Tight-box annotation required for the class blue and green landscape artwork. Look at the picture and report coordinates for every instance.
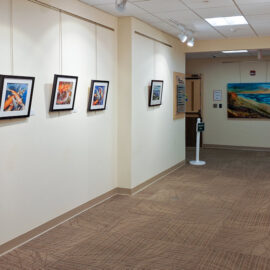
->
[227,83,270,119]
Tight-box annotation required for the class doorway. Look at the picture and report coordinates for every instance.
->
[185,74,203,147]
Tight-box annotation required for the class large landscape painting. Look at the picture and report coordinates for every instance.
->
[227,83,270,119]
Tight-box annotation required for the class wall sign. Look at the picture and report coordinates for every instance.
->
[213,90,222,101]
[176,77,186,113]
[173,72,185,120]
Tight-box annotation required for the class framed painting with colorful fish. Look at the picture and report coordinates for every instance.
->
[88,80,109,111]
[50,75,78,111]
[0,75,35,120]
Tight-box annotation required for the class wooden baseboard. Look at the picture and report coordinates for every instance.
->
[131,160,186,194]
[203,144,270,152]
[0,160,185,256]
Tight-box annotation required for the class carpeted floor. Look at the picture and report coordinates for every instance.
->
[1,148,270,269]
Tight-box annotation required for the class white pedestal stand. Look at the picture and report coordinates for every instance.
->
[190,118,206,166]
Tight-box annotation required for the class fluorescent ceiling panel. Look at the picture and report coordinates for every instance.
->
[222,50,248,53]
[205,16,248,26]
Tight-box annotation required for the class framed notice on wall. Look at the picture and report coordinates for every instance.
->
[173,72,185,120]
[213,90,222,101]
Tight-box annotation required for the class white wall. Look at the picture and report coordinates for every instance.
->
[0,1,187,247]
[187,57,270,148]
[0,0,117,245]
[131,19,186,188]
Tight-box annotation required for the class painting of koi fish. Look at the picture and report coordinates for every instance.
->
[50,75,78,112]
[0,75,35,120]
[4,83,28,111]
[88,80,109,111]
[56,81,73,105]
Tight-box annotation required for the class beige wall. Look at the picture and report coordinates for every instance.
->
[0,0,118,246]
[185,36,270,53]
[131,18,186,188]
[187,57,270,148]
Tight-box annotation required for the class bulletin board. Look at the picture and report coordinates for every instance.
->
[173,72,186,120]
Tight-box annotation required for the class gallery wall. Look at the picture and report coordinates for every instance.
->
[187,57,270,148]
[131,19,186,188]
[0,0,117,245]
[0,0,187,248]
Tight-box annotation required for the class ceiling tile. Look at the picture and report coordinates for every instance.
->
[181,0,234,9]
[194,6,241,18]
[134,12,163,24]
[246,14,270,24]
[80,0,114,5]
[235,0,270,3]
[193,30,224,40]
[93,2,145,16]
[217,24,256,37]
[156,9,202,24]
[238,3,270,15]
[133,0,188,13]
[149,21,179,35]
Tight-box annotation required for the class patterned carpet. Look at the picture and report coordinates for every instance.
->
[1,148,270,269]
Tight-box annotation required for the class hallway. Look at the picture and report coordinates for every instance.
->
[1,149,270,269]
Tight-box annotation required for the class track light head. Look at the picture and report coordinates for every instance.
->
[115,0,128,11]
[187,37,195,47]
[178,32,188,43]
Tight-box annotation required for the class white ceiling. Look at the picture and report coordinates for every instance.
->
[80,0,270,40]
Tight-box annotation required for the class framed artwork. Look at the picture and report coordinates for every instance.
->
[228,83,270,119]
[149,80,163,106]
[88,80,109,111]
[50,74,78,111]
[0,75,35,120]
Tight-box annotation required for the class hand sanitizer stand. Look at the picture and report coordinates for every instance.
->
[190,118,206,166]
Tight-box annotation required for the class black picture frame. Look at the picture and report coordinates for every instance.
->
[88,80,109,111]
[0,75,35,120]
[50,74,78,112]
[149,80,164,106]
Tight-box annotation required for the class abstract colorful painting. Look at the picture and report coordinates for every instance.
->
[50,75,78,111]
[228,83,270,119]
[149,80,163,106]
[88,80,109,111]
[0,75,35,119]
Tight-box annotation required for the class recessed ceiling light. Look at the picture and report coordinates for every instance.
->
[205,16,248,27]
[222,50,248,53]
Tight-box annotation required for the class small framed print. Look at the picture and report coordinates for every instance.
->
[50,74,78,111]
[149,80,163,106]
[0,75,35,120]
[88,80,109,111]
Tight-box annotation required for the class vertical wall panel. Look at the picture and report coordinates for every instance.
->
[0,0,11,74]
[0,0,117,245]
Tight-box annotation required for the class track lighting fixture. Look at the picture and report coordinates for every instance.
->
[178,32,188,43]
[187,37,195,47]
[175,23,195,47]
[115,0,128,11]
